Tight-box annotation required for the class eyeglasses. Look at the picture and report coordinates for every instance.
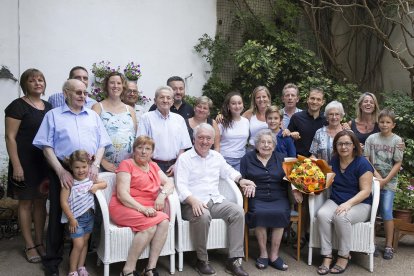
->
[126,89,140,95]
[336,142,353,148]
[66,88,88,96]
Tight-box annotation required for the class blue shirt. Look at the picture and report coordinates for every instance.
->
[330,156,373,205]
[48,92,97,109]
[33,104,112,161]
[275,129,296,157]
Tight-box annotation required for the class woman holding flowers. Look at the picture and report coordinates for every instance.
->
[316,130,373,275]
[92,72,137,172]
[240,129,292,271]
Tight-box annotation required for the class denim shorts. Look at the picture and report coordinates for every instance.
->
[379,189,395,221]
[70,209,94,239]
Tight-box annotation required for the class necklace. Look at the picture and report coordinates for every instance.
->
[25,96,42,110]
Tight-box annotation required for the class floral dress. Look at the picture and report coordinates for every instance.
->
[100,103,136,167]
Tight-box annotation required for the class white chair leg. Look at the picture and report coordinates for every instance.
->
[178,252,183,272]
[104,263,109,276]
[170,253,175,274]
[369,253,374,272]
[308,247,313,265]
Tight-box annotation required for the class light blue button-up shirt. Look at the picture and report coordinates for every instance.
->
[33,104,111,161]
[48,92,97,109]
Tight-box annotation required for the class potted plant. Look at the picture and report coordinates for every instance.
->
[91,60,117,83]
[123,61,142,82]
[393,172,414,223]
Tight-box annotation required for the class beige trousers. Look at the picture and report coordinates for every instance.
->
[317,199,371,256]
[181,199,245,261]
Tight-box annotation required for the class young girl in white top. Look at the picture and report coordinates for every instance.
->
[60,150,107,276]
[218,91,250,171]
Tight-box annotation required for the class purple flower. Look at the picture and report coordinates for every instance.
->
[408,185,414,191]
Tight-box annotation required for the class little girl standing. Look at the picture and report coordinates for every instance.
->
[218,91,250,171]
[60,150,107,276]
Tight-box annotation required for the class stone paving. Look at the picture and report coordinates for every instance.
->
[1,233,413,276]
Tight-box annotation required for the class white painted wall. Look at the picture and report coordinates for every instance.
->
[0,0,216,173]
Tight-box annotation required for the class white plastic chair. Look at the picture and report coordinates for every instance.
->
[95,172,178,276]
[307,179,380,272]
[175,177,243,272]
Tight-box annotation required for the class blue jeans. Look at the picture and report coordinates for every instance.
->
[224,156,241,172]
[379,189,395,221]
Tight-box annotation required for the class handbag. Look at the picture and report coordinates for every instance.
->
[9,177,27,189]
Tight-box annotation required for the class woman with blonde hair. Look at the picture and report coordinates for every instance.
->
[347,92,380,145]
[92,72,137,172]
[243,86,272,149]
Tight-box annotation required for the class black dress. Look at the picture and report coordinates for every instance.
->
[240,150,290,228]
[5,98,52,199]
[185,117,213,146]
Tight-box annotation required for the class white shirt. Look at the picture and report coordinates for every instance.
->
[248,114,268,146]
[219,117,250,158]
[175,148,241,204]
[137,109,192,161]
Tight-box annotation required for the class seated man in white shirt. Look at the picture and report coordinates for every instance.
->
[137,86,192,176]
[175,123,255,276]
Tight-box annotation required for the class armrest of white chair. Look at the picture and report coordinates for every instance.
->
[369,179,380,224]
[165,190,179,225]
[219,177,243,207]
[95,190,110,230]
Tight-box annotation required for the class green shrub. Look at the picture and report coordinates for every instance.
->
[383,92,414,174]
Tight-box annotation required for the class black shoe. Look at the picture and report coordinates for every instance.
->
[225,258,249,276]
[196,259,216,275]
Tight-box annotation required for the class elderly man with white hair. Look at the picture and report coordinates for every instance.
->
[175,123,255,276]
[137,86,192,176]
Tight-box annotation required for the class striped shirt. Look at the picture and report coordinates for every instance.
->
[61,178,94,223]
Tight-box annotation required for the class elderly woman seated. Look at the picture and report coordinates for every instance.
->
[316,130,373,275]
[109,136,174,276]
[240,129,293,271]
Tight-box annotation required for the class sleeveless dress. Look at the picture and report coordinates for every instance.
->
[100,103,136,167]
[5,98,52,200]
[109,160,169,231]
[350,119,379,145]
[248,114,268,146]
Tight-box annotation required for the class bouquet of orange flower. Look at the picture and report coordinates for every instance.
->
[282,155,335,194]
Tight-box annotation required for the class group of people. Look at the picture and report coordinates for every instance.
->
[4,65,404,276]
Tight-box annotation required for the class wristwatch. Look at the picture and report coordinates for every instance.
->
[93,163,100,169]
[236,177,244,185]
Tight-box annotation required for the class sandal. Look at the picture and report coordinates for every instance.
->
[383,247,394,260]
[77,266,89,276]
[317,255,333,275]
[68,272,79,276]
[141,267,159,276]
[269,257,288,271]
[330,255,350,274]
[255,257,269,269]
[35,243,46,257]
[24,246,42,263]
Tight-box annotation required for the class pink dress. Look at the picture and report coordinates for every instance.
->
[109,159,169,231]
